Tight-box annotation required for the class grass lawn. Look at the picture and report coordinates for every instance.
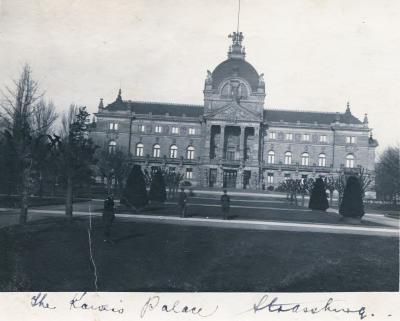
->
[0,217,398,292]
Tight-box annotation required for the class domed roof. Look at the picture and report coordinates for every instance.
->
[212,58,259,92]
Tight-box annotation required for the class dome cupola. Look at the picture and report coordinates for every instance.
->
[210,32,262,93]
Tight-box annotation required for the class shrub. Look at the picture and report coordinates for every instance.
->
[308,177,329,211]
[149,170,167,203]
[181,180,192,187]
[121,165,148,209]
[339,176,365,218]
[267,185,274,191]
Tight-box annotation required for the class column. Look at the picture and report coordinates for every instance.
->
[219,125,225,159]
[217,166,224,188]
[239,126,245,161]
[236,167,243,189]
[253,126,259,163]
[204,124,211,160]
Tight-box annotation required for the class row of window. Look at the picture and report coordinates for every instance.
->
[266,151,355,168]
[266,173,310,184]
[268,132,357,144]
[150,166,193,179]
[109,141,196,159]
[268,132,326,142]
[108,122,196,135]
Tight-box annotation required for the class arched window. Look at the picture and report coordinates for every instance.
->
[170,145,178,159]
[136,143,144,157]
[318,153,326,167]
[267,150,275,164]
[301,152,309,166]
[153,144,160,158]
[345,154,355,168]
[221,82,230,97]
[238,83,248,98]
[284,151,292,165]
[108,141,116,154]
[186,146,195,160]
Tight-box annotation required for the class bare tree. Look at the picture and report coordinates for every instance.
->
[324,176,336,207]
[334,174,346,208]
[32,98,58,135]
[31,99,58,198]
[96,147,129,196]
[0,64,42,224]
[358,167,373,198]
[375,145,400,204]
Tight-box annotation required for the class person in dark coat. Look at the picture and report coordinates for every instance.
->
[103,195,115,243]
[220,189,230,220]
[178,188,187,218]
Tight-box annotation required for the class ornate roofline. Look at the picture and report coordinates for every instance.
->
[266,107,341,115]
[125,100,202,108]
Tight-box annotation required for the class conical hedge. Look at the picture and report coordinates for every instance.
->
[122,165,148,209]
[339,176,365,217]
[149,170,167,203]
[308,177,329,211]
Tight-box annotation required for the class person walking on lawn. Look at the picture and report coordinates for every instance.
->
[103,195,116,243]
[221,189,230,220]
[178,187,187,218]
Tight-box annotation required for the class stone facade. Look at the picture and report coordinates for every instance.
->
[90,32,378,189]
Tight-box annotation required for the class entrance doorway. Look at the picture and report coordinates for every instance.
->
[209,169,217,187]
[223,170,237,188]
[243,170,251,189]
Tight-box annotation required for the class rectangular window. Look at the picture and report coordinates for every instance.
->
[186,168,193,179]
[151,166,160,174]
[284,153,292,165]
[109,122,118,130]
[267,152,275,164]
[346,136,356,144]
[172,126,179,134]
[285,133,293,141]
[320,135,327,143]
[139,125,145,132]
[188,128,195,135]
[301,155,309,166]
[155,125,162,133]
[267,172,274,184]
[269,132,276,139]
[303,134,310,141]
[226,150,235,160]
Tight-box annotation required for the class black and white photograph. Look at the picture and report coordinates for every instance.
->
[0,0,399,320]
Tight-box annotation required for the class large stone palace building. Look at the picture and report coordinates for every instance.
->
[90,32,378,189]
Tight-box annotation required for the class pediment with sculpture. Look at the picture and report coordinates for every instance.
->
[204,102,262,123]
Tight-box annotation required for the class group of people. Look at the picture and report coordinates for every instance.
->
[102,189,233,243]
[177,188,231,220]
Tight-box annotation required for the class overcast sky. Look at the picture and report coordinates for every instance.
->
[0,0,399,154]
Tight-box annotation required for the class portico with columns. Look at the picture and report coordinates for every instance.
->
[199,31,265,189]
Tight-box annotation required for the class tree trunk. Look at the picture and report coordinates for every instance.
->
[65,175,73,218]
[19,167,30,225]
[329,191,333,207]
[301,194,305,207]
